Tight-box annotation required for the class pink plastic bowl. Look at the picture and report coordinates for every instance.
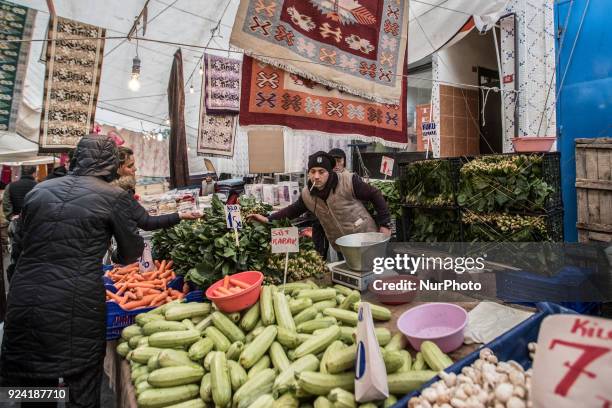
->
[397,303,468,353]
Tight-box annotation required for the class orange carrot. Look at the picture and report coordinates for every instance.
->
[135,287,144,299]
[229,287,243,294]
[223,275,230,289]
[149,291,168,306]
[154,260,161,268]
[106,290,122,303]
[217,287,232,296]
[123,295,157,310]
[158,260,167,274]
[166,260,173,269]
[229,278,251,289]
[126,283,156,289]
[212,289,222,297]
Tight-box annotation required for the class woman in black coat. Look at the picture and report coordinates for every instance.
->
[0,135,144,406]
[114,146,201,230]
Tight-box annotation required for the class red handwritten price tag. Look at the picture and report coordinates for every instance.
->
[532,315,612,408]
[380,156,394,177]
[271,227,299,254]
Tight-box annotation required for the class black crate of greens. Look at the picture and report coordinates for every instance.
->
[397,157,470,207]
[462,207,564,242]
[400,205,464,242]
[457,152,561,214]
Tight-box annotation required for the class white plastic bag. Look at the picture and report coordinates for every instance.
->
[139,240,155,273]
[355,303,389,402]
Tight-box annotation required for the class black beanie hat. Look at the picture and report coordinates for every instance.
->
[308,151,334,173]
[328,148,346,161]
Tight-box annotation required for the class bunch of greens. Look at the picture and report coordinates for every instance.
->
[407,208,462,242]
[399,159,456,206]
[458,155,554,213]
[462,211,550,242]
[264,249,327,285]
[152,195,275,288]
[368,179,401,219]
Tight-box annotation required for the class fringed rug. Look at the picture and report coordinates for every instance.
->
[239,55,407,147]
[0,0,36,133]
[197,112,237,158]
[230,0,408,104]
[203,53,241,114]
[39,16,105,153]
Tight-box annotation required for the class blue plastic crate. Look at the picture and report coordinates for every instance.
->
[105,275,204,340]
[392,303,576,408]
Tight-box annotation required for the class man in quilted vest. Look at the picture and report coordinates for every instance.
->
[248,151,390,252]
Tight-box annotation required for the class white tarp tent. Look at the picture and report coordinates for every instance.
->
[4,0,507,173]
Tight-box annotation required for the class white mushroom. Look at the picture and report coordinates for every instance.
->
[450,398,467,408]
[509,370,526,385]
[422,387,438,403]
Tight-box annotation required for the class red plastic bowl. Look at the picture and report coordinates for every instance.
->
[205,271,263,313]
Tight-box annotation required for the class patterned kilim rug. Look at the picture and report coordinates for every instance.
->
[239,55,407,147]
[204,53,241,114]
[39,16,105,153]
[197,112,238,158]
[0,0,36,133]
[230,0,408,104]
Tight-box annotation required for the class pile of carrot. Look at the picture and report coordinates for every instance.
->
[211,275,252,298]
[105,260,190,310]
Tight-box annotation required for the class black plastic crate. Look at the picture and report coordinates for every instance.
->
[400,205,464,242]
[458,152,562,214]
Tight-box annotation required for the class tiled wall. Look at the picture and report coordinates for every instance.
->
[439,85,480,157]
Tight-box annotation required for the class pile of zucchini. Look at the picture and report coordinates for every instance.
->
[117,282,447,408]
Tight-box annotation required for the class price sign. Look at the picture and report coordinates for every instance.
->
[380,156,394,177]
[271,227,299,254]
[422,122,437,139]
[532,315,612,408]
[224,204,242,230]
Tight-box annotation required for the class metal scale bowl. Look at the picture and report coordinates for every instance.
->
[331,232,391,291]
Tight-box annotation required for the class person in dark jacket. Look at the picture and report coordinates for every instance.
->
[114,146,201,230]
[249,152,391,253]
[2,165,37,221]
[45,164,67,180]
[0,135,144,406]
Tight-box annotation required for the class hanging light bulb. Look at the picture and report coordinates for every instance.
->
[157,133,163,141]
[128,55,141,92]
[199,63,204,76]
[189,83,195,94]
[165,119,170,125]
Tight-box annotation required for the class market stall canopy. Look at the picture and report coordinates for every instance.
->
[5,0,507,160]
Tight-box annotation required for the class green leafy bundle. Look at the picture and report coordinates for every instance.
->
[368,179,401,219]
[407,208,462,242]
[399,160,456,206]
[458,155,554,213]
[152,195,274,288]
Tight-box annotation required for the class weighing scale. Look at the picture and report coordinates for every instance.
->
[329,261,398,291]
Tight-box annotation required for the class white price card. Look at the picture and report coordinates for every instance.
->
[271,227,299,254]
[224,204,242,229]
[532,315,612,408]
[380,156,394,177]
[422,121,437,138]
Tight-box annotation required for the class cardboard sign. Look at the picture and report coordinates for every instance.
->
[380,156,394,177]
[271,227,299,254]
[224,204,242,230]
[422,122,437,138]
[532,315,612,408]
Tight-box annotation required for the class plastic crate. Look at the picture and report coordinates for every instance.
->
[459,152,562,214]
[392,303,577,408]
[105,275,204,340]
[545,207,564,242]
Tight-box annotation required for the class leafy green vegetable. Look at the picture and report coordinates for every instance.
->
[406,208,462,242]
[398,160,457,206]
[458,154,554,213]
[367,180,401,219]
[463,211,551,242]
[264,249,327,285]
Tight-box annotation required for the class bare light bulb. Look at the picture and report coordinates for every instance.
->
[189,84,195,94]
[157,133,163,141]
[165,119,170,125]
[199,64,204,76]
[128,74,141,92]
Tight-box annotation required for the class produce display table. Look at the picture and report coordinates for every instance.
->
[103,294,482,407]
